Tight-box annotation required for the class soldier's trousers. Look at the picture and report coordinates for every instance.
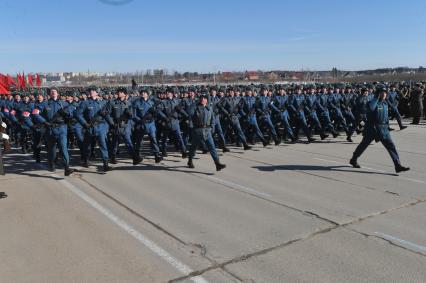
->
[212,116,226,148]
[111,122,134,157]
[294,111,311,137]
[46,125,70,166]
[71,124,84,151]
[189,128,219,163]
[353,135,400,167]
[223,116,248,145]
[83,123,109,161]
[161,120,186,153]
[319,111,336,133]
[389,106,403,128]
[331,109,348,132]
[32,128,46,160]
[134,121,160,156]
[278,110,294,139]
[259,114,278,140]
[307,111,324,134]
[246,114,266,143]
[342,110,356,136]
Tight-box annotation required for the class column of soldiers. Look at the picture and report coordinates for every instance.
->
[0,82,422,176]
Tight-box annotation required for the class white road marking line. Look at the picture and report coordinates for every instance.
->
[313,158,426,184]
[37,166,208,283]
[204,175,273,198]
[374,232,426,254]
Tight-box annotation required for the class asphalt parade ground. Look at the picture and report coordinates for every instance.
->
[1,119,425,283]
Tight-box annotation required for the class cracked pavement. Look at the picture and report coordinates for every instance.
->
[1,119,425,283]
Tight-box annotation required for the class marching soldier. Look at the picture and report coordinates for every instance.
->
[350,85,409,173]
[32,87,75,176]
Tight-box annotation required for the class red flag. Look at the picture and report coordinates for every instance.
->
[17,73,26,89]
[28,73,34,87]
[0,74,10,94]
[22,72,27,89]
[7,75,16,86]
[16,73,22,89]
[36,74,41,87]
[0,84,10,94]
[0,75,10,94]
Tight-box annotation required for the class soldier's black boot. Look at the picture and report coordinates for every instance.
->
[187,159,195,169]
[320,133,329,140]
[346,135,353,142]
[400,125,407,130]
[133,154,143,165]
[35,154,41,163]
[395,164,410,173]
[161,149,168,158]
[154,156,162,164]
[215,161,226,172]
[332,131,339,138]
[82,158,89,168]
[182,151,188,159]
[110,154,117,164]
[274,138,281,146]
[48,161,56,172]
[64,166,75,176]
[103,161,112,172]
[222,147,230,153]
[349,157,360,168]
[307,136,316,143]
[243,143,252,150]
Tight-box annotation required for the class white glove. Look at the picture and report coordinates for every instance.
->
[0,133,9,141]
[1,122,6,129]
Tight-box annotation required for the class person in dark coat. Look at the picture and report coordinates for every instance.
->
[410,84,424,124]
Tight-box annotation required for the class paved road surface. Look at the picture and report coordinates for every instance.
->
[1,119,425,283]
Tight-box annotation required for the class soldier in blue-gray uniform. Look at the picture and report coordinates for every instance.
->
[387,84,407,130]
[208,88,229,152]
[106,87,135,165]
[76,86,112,172]
[256,87,281,145]
[14,93,34,153]
[304,86,329,140]
[241,87,268,146]
[32,87,75,176]
[350,85,409,173]
[157,88,188,159]
[27,91,47,163]
[271,86,296,142]
[67,91,85,161]
[352,87,370,134]
[316,87,339,138]
[221,88,252,150]
[288,86,315,143]
[187,94,226,171]
[132,88,162,164]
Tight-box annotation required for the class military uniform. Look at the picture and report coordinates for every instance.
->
[33,97,74,176]
[76,96,111,171]
[351,86,409,173]
[187,97,226,171]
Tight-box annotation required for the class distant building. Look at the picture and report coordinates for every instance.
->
[245,71,259,81]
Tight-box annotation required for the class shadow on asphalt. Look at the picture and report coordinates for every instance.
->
[252,164,395,176]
